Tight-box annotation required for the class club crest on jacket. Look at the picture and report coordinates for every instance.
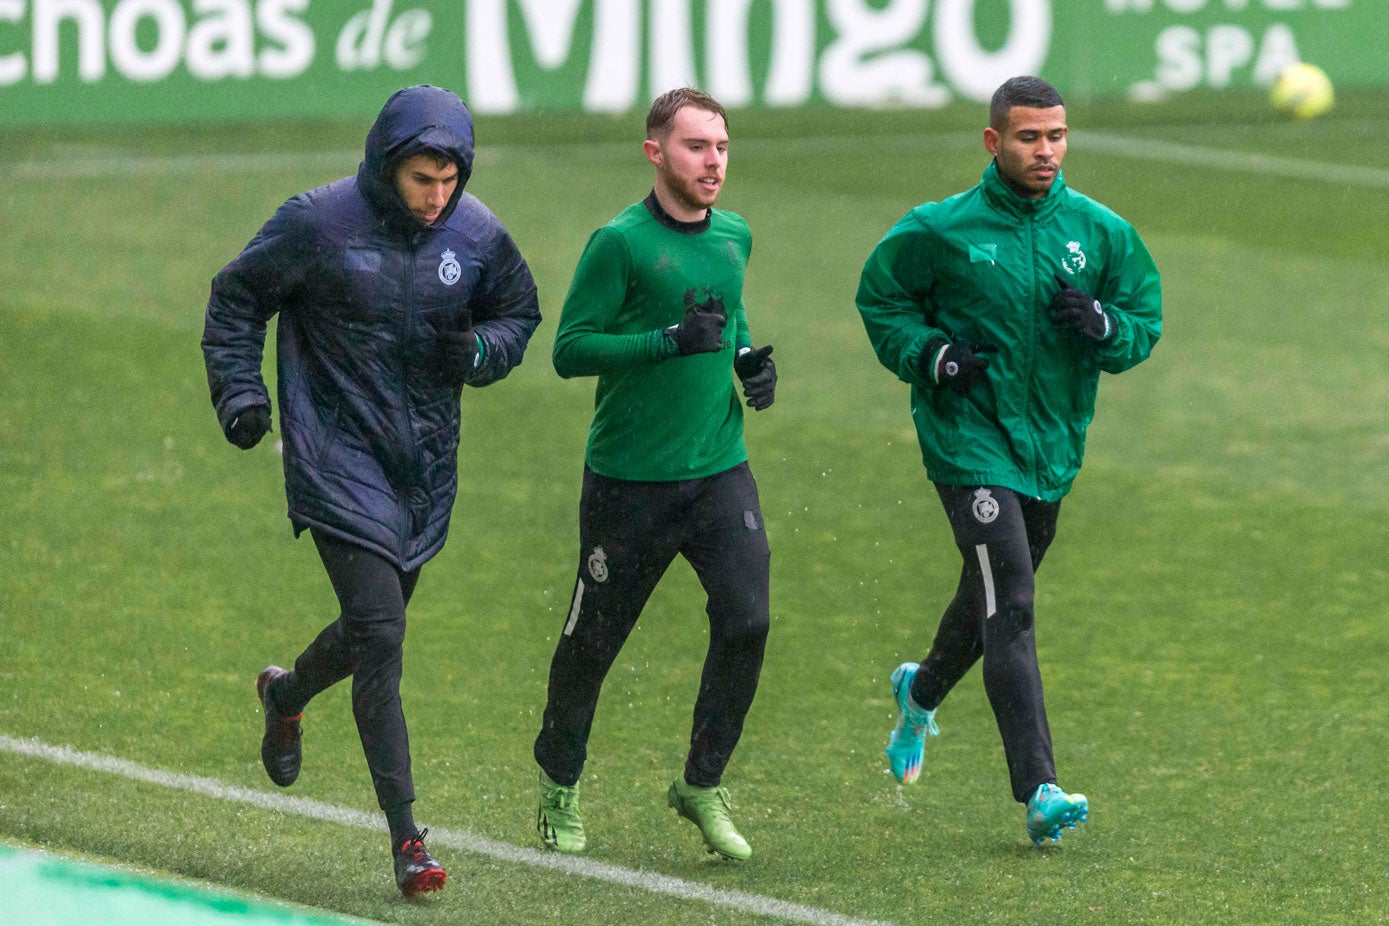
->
[438,248,462,285]
[1060,241,1087,276]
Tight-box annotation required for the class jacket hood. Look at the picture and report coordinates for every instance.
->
[358,85,475,229]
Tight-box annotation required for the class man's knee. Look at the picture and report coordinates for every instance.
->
[345,615,406,660]
[710,602,770,646]
[988,598,1035,638]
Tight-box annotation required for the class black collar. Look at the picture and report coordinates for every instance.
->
[643,190,711,234]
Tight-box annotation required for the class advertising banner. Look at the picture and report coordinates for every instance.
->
[2,0,1384,126]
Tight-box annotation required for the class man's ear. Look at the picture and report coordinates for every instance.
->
[643,138,662,167]
[983,127,1000,157]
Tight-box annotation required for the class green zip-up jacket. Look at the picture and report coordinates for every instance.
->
[856,162,1161,501]
[554,195,753,481]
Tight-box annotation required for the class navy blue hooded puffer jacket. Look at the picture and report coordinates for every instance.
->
[202,85,541,570]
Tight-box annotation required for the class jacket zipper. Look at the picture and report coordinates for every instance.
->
[399,232,423,551]
[1021,209,1038,489]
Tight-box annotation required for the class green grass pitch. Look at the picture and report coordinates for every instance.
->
[2,88,1388,925]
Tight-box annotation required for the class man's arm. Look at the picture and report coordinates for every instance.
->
[552,227,679,378]
[1092,225,1162,374]
[855,212,952,388]
[731,294,752,354]
[201,196,310,441]
[466,225,543,388]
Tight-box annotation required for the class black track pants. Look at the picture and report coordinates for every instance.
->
[535,462,771,789]
[910,485,1061,803]
[277,530,421,811]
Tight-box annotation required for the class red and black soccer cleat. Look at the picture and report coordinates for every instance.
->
[394,829,447,896]
[255,666,302,787]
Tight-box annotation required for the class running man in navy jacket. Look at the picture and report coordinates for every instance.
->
[202,85,540,895]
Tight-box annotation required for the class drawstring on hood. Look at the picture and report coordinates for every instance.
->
[358,85,476,231]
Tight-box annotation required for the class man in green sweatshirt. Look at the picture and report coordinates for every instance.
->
[856,76,1162,846]
[532,87,777,861]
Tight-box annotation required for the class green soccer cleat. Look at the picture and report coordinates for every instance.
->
[537,769,586,853]
[1026,783,1089,846]
[885,661,938,784]
[667,780,752,861]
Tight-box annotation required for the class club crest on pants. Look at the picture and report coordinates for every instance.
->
[587,546,609,583]
[972,488,999,524]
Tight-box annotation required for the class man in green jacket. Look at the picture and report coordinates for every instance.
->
[856,76,1161,846]
[532,87,776,861]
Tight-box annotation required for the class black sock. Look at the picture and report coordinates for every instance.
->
[386,802,418,851]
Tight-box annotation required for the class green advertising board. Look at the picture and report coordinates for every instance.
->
[1,0,1384,126]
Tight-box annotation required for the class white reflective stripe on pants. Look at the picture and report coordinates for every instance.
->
[975,543,997,618]
[563,579,585,636]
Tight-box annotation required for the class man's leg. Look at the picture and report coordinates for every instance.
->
[289,533,421,822]
[927,486,1060,803]
[1012,496,1086,844]
[534,471,679,786]
[665,463,768,861]
[909,565,987,711]
[905,485,1044,710]
[885,486,994,785]
[680,462,770,789]
[533,472,679,853]
[265,531,441,889]
[906,484,1012,712]
[975,531,1055,804]
[259,533,419,791]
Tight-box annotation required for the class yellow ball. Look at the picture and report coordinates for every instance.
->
[1270,63,1334,120]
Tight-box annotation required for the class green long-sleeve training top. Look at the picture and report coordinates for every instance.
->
[553,194,754,482]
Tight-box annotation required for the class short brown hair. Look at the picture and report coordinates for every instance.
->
[645,87,728,140]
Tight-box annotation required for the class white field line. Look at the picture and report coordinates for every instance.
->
[4,134,961,180]
[5,130,1386,188]
[0,734,894,926]
[1074,130,1389,189]
[7,149,365,178]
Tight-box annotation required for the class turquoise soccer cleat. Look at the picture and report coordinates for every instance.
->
[1026,783,1089,845]
[885,662,938,784]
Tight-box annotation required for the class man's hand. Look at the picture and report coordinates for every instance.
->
[734,345,776,411]
[226,404,272,449]
[665,303,727,355]
[425,329,481,385]
[1050,274,1111,342]
[920,338,994,396]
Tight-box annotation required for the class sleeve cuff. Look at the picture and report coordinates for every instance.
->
[656,327,680,360]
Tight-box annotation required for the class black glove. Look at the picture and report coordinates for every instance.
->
[424,329,481,386]
[920,338,994,396]
[226,404,272,450]
[1050,274,1111,342]
[734,345,776,411]
[665,301,727,356]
